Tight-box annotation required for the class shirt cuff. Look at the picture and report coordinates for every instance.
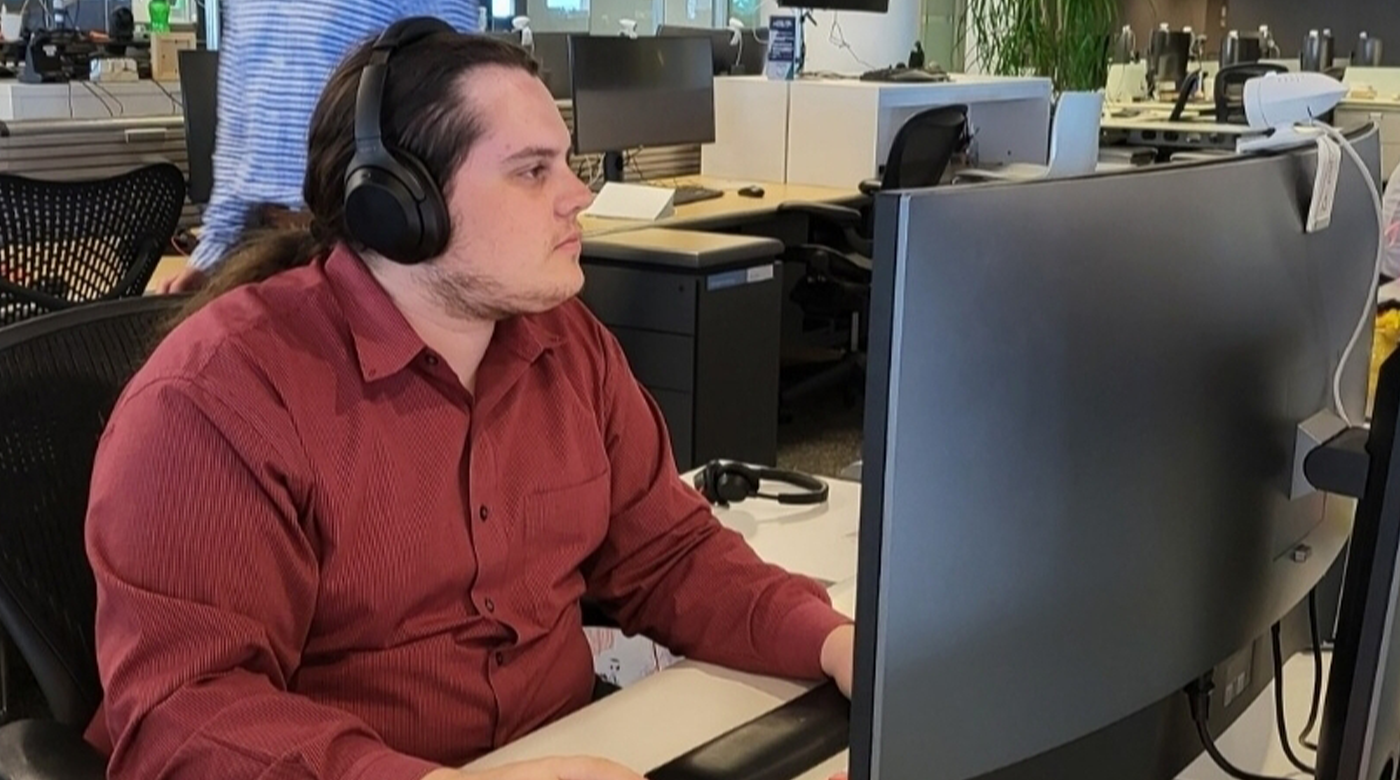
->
[188,237,228,272]
[338,736,442,780]
[772,595,855,681]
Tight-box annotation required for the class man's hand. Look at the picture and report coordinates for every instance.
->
[426,756,647,780]
[155,266,209,294]
[820,623,856,698]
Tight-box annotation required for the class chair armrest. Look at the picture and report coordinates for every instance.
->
[858,178,882,196]
[776,201,863,228]
[0,720,107,780]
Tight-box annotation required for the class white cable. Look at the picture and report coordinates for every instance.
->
[1314,122,1384,427]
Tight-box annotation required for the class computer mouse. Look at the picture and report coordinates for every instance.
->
[738,185,765,198]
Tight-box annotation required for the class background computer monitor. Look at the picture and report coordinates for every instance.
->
[176,48,218,206]
[852,126,1381,780]
[656,25,741,75]
[776,0,888,13]
[568,35,715,182]
[529,32,575,99]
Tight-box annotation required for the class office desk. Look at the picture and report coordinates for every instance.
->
[1335,98,1400,177]
[579,176,863,241]
[704,75,1053,189]
[0,80,183,121]
[463,474,1328,780]
[1100,115,1254,154]
[464,474,859,779]
[149,176,859,295]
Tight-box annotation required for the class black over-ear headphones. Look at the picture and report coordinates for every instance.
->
[693,460,830,506]
[344,16,455,266]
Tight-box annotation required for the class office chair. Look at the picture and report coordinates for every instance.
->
[774,104,969,409]
[177,49,219,206]
[0,163,186,328]
[956,91,1105,182]
[1213,62,1289,124]
[0,296,181,780]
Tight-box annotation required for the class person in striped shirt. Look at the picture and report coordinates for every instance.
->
[156,1,482,293]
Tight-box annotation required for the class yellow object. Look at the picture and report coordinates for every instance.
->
[1372,308,1400,405]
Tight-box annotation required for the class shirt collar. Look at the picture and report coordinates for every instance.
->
[322,244,563,384]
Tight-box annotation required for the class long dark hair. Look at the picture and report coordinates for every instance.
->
[174,29,540,325]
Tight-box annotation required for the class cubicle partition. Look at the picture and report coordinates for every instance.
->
[0,116,201,229]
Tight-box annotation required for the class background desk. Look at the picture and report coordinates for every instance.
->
[0,80,183,121]
[1335,98,1400,177]
[704,76,1054,189]
[461,475,1328,780]
[580,176,862,244]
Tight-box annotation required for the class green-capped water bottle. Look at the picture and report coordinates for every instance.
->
[148,0,171,33]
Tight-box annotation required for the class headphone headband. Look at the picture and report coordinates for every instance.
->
[353,17,455,158]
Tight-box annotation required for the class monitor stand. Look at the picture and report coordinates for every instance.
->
[1304,349,1400,780]
[601,151,625,185]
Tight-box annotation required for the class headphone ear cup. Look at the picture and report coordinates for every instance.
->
[344,150,450,265]
[716,464,761,504]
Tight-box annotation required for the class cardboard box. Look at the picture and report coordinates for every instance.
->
[150,31,197,81]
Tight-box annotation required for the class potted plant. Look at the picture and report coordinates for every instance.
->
[962,0,1118,93]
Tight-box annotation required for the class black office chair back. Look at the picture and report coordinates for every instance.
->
[0,296,179,728]
[1214,62,1289,124]
[0,163,186,328]
[178,49,219,206]
[880,104,969,191]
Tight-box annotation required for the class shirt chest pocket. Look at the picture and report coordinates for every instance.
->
[514,471,612,631]
[521,470,611,572]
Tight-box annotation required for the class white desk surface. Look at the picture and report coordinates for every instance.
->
[578,175,861,238]
[790,73,1052,107]
[464,473,1332,780]
[462,472,860,779]
[1100,116,1258,135]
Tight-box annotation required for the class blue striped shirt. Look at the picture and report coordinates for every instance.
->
[191,2,481,271]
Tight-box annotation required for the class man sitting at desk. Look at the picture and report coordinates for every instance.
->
[84,18,855,780]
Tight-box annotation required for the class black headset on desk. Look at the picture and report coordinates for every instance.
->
[693,460,829,507]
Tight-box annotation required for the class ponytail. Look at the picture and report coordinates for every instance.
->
[167,223,334,333]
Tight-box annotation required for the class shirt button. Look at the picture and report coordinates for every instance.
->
[479,505,489,522]
[424,353,440,366]
[485,598,496,613]
[495,651,506,666]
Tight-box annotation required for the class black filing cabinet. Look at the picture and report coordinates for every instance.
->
[578,229,785,471]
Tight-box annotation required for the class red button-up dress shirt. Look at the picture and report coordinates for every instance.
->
[83,245,849,780]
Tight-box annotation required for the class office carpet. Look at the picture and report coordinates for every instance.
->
[775,388,865,479]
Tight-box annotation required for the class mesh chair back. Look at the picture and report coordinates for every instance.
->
[0,296,180,727]
[881,104,969,191]
[0,163,186,327]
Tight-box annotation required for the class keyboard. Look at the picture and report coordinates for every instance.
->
[672,184,724,206]
[859,64,950,83]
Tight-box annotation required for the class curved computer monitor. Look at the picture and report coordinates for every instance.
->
[851,125,1382,780]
